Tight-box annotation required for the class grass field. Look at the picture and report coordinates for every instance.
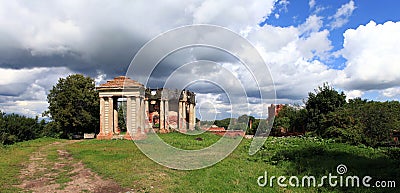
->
[1,133,399,192]
[0,138,62,192]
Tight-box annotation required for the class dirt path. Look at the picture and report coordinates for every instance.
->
[15,140,129,193]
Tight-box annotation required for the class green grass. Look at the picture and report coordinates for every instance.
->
[65,133,400,192]
[0,138,59,192]
[1,134,398,192]
[158,131,222,150]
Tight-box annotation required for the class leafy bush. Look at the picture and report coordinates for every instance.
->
[385,148,400,160]
[0,111,45,145]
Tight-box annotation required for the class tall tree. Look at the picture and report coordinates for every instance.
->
[305,83,346,134]
[45,74,99,138]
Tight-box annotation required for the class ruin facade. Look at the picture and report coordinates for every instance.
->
[96,76,196,140]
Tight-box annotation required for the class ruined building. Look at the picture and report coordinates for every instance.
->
[96,76,196,140]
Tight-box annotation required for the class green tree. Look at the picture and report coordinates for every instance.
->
[305,83,346,135]
[247,119,259,135]
[237,114,255,132]
[320,99,400,147]
[0,110,4,134]
[214,118,231,129]
[320,108,364,145]
[272,116,290,136]
[270,105,307,134]
[45,74,99,138]
[118,102,127,132]
[0,113,41,145]
[41,121,63,138]
[237,114,249,124]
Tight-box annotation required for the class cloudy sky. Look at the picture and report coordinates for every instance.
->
[0,0,399,119]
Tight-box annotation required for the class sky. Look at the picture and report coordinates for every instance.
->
[0,0,399,120]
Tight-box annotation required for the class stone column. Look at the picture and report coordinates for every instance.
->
[192,104,196,126]
[145,100,149,128]
[182,102,187,129]
[108,97,114,135]
[135,97,140,134]
[126,97,132,134]
[164,100,169,130]
[99,97,105,135]
[113,97,118,134]
[178,101,182,129]
[160,100,164,131]
[189,103,194,130]
[141,97,145,134]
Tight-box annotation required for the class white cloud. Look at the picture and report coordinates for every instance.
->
[277,0,290,13]
[381,87,400,98]
[335,21,400,91]
[344,90,364,100]
[299,15,324,34]
[246,17,338,102]
[329,0,356,29]
[1,100,48,118]
[192,0,275,31]
[0,67,73,117]
[309,0,316,9]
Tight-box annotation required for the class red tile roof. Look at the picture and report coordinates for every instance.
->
[98,76,143,88]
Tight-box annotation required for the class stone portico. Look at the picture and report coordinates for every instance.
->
[96,76,196,140]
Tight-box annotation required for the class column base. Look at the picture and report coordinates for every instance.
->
[124,132,133,140]
[159,128,169,133]
[178,128,187,133]
[97,132,113,140]
[124,130,147,140]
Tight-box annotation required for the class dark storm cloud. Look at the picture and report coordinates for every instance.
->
[0,83,27,96]
[0,31,148,79]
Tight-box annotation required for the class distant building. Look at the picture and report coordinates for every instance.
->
[267,104,284,119]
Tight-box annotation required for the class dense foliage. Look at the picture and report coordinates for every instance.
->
[271,83,400,147]
[0,111,46,145]
[45,74,99,138]
[320,99,400,146]
[305,83,347,134]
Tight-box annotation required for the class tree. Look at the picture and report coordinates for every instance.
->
[237,114,249,124]
[118,102,127,132]
[318,99,400,147]
[237,114,255,131]
[305,83,346,134]
[214,118,231,129]
[320,107,364,145]
[0,112,42,145]
[45,74,99,138]
[272,116,290,136]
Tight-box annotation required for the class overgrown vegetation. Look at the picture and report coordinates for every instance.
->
[271,83,400,147]
[0,111,47,145]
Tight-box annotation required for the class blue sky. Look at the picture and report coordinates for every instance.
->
[0,0,399,119]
